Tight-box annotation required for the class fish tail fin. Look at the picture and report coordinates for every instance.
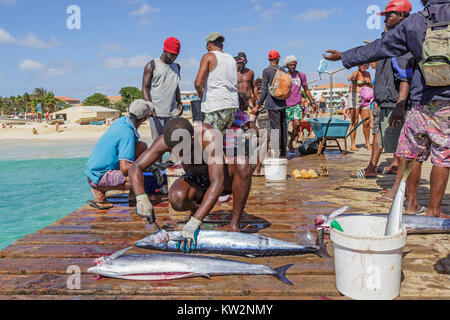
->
[315,228,331,258]
[273,264,294,285]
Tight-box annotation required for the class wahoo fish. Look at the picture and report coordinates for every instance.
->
[134,229,329,258]
[87,247,294,285]
[315,213,450,234]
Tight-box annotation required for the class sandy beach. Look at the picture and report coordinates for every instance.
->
[0,122,153,142]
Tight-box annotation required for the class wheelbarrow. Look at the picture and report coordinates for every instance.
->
[308,117,370,155]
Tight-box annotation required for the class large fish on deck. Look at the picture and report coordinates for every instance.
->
[315,212,450,234]
[87,247,294,285]
[134,229,329,258]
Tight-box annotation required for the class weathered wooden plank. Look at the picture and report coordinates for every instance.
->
[0,274,341,297]
[0,295,351,300]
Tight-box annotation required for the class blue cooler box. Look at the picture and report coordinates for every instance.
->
[308,118,351,139]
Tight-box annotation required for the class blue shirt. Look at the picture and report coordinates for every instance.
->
[341,0,450,107]
[85,117,140,184]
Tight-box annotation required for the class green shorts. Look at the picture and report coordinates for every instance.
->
[203,108,237,135]
[286,104,303,121]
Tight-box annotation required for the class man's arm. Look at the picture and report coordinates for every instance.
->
[142,62,153,101]
[175,86,183,116]
[194,53,212,99]
[389,81,410,127]
[303,85,318,110]
[249,70,255,101]
[129,136,170,196]
[254,69,269,114]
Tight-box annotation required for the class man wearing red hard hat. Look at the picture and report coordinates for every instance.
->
[255,49,289,158]
[324,0,450,219]
[142,37,183,149]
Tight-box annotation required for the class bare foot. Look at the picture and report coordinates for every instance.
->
[216,224,240,232]
[350,146,358,152]
[405,206,427,215]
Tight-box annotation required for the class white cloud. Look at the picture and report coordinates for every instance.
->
[253,5,262,11]
[99,43,124,52]
[288,40,308,48]
[0,0,16,6]
[19,59,73,77]
[0,28,60,49]
[103,54,152,69]
[261,2,286,20]
[130,3,161,16]
[19,59,44,71]
[229,25,260,33]
[178,58,200,68]
[294,8,342,22]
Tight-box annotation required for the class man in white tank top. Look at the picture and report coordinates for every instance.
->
[194,32,239,135]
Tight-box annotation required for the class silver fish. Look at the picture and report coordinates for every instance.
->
[134,229,329,258]
[87,247,294,285]
[316,213,450,234]
[385,159,416,236]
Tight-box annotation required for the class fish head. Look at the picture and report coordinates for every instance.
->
[315,215,328,228]
[135,229,170,247]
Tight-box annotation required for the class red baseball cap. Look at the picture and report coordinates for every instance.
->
[268,50,280,60]
[163,37,181,55]
[378,0,412,15]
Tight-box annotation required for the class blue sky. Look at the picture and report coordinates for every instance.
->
[0,0,424,100]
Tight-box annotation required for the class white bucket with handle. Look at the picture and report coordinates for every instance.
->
[330,216,407,300]
[263,158,288,181]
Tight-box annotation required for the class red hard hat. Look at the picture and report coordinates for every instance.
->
[378,0,412,15]
[163,37,181,55]
[268,50,280,60]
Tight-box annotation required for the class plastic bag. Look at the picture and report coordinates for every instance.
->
[298,138,320,155]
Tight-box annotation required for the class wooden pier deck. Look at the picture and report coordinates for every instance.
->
[0,151,448,300]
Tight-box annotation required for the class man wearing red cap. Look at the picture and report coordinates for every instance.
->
[324,0,450,218]
[254,50,288,158]
[350,0,414,185]
[142,37,183,147]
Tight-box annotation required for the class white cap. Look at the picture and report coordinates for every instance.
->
[129,99,155,119]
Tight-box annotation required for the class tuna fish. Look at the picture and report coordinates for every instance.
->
[134,229,330,258]
[315,212,450,234]
[87,247,294,285]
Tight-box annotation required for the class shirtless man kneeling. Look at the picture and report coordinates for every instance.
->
[129,118,253,251]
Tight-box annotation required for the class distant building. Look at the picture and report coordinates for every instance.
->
[55,96,80,106]
[107,96,122,104]
[181,91,199,109]
[52,105,120,124]
[310,83,349,106]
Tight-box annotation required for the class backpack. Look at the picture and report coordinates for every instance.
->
[419,10,450,87]
[269,66,292,100]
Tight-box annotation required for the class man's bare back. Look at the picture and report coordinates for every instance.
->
[237,67,255,100]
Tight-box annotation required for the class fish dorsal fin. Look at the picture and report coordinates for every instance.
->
[329,206,349,220]
[107,247,132,262]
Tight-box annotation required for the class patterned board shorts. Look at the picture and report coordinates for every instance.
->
[88,170,127,189]
[203,108,237,135]
[396,101,450,168]
[286,104,303,121]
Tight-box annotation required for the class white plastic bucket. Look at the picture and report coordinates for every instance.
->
[263,158,288,181]
[330,216,407,300]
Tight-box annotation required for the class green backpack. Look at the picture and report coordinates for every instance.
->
[420,10,450,87]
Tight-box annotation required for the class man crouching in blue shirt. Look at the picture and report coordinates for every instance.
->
[85,99,155,210]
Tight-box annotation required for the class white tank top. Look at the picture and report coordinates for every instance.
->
[201,51,239,113]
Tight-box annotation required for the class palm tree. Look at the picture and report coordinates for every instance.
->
[32,87,47,98]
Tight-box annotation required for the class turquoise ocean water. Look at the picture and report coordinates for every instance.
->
[0,140,96,250]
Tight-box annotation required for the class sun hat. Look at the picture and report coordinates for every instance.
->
[129,99,156,120]
[206,32,225,43]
